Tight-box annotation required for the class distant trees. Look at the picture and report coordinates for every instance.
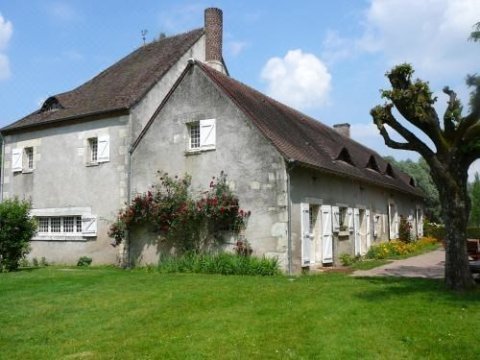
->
[469,173,480,227]
[385,156,441,222]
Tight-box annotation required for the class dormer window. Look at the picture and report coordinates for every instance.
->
[366,155,380,172]
[409,177,416,187]
[336,147,353,165]
[385,163,395,178]
[40,97,63,113]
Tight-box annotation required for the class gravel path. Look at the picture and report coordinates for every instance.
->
[352,248,445,279]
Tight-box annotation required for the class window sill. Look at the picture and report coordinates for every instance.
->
[185,148,216,156]
[86,162,100,167]
[22,169,34,174]
[32,235,91,242]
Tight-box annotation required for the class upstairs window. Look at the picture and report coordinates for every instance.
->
[24,147,34,170]
[89,138,98,163]
[385,163,395,178]
[87,135,110,164]
[188,119,216,151]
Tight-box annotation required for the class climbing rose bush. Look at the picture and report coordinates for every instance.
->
[109,171,250,252]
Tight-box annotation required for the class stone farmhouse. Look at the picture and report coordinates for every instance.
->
[0,8,423,273]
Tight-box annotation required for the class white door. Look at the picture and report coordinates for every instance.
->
[354,208,361,255]
[321,205,333,263]
[301,203,312,266]
[366,210,371,250]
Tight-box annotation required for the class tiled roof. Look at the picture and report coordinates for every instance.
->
[1,28,204,133]
[197,62,422,197]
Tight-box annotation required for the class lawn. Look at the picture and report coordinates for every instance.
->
[1,267,479,359]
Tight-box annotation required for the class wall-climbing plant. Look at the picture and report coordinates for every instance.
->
[109,171,250,253]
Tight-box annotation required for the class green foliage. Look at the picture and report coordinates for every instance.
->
[469,22,480,42]
[424,219,446,240]
[109,171,250,254]
[339,253,356,266]
[77,256,93,267]
[366,237,439,260]
[467,227,480,239]
[0,198,37,271]
[385,156,441,222]
[398,215,413,243]
[157,252,279,276]
[469,172,480,226]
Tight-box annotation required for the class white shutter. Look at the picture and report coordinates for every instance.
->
[353,208,360,255]
[301,203,311,265]
[332,206,340,232]
[417,209,424,238]
[366,210,371,250]
[347,208,354,232]
[97,135,110,162]
[321,205,333,263]
[82,216,97,237]
[12,148,22,172]
[200,119,216,148]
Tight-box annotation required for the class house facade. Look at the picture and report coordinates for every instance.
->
[0,8,423,272]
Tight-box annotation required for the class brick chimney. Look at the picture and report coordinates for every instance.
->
[204,8,225,73]
[333,123,351,138]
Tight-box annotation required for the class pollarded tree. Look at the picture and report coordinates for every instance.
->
[469,173,480,227]
[371,64,480,290]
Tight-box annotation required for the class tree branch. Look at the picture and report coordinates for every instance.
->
[442,86,461,138]
[371,104,435,159]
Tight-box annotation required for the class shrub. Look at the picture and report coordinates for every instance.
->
[424,219,445,240]
[109,171,251,254]
[399,216,413,243]
[157,252,279,276]
[366,237,439,260]
[0,198,37,272]
[77,256,93,267]
[339,253,355,266]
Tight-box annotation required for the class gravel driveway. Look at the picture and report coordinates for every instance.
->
[352,249,445,279]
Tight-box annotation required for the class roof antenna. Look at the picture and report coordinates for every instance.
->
[141,29,148,46]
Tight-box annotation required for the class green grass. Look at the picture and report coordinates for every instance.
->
[1,267,479,359]
[351,259,392,270]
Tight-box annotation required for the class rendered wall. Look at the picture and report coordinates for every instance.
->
[1,116,130,264]
[130,66,289,268]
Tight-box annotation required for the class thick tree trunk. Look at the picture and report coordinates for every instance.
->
[440,179,475,290]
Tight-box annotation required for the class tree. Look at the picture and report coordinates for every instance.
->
[385,156,441,222]
[470,22,480,42]
[469,173,480,227]
[371,64,480,290]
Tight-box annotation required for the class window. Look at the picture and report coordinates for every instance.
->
[190,122,200,149]
[89,138,98,163]
[24,147,34,170]
[87,135,110,164]
[188,119,216,151]
[36,216,85,235]
[339,207,348,231]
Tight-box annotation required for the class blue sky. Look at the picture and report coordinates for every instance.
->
[0,0,479,175]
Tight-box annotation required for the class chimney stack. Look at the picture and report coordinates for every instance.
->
[204,8,225,73]
[333,123,351,138]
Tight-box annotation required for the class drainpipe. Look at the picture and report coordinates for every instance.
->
[124,144,133,268]
[286,159,296,275]
[0,135,4,202]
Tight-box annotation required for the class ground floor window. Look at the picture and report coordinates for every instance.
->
[36,216,83,235]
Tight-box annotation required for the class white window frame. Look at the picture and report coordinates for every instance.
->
[88,137,98,163]
[24,147,34,171]
[188,119,216,151]
[36,216,84,235]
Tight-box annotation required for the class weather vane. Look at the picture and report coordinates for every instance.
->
[141,29,148,46]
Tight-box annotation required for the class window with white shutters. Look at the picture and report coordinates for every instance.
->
[188,119,216,151]
[24,147,34,170]
[36,216,85,235]
[88,138,98,163]
[97,135,110,162]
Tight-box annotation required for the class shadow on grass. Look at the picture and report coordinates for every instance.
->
[353,276,480,303]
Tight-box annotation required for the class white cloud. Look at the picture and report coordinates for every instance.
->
[357,0,480,75]
[261,49,332,110]
[0,13,12,80]
[226,41,248,57]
